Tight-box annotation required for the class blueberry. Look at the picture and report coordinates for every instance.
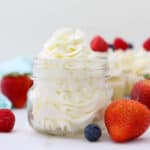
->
[108,44,114,50]
[84,124,102,142]
[128,43,134,49]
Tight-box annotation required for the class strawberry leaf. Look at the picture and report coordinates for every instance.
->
[144,74,150,79]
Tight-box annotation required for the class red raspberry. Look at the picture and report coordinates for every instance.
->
[143,38,150,51]
[0,109,15,132]
[90,35,108,52]
[113,38,129,51]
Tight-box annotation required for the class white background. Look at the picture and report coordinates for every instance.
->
[0,0,150,61]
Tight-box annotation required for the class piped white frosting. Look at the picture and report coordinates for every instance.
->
[108,49,150,77]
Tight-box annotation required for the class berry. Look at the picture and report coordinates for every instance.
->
[90,35,108,52]
[131,78,150,109]
[113,38,130,51]
[109,44,114,50]
[143,38,150,51]
[128,43,133,49]
[0,74,33,108]
[0,109,15,132]
[84,124,102,142]
[105,100,150,142]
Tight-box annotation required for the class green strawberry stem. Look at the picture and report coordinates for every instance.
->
[144,74,150,79]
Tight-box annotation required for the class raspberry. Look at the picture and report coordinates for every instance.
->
[143,38,150,51]
[113,38,129,51]
[90,35,108,52]
[0,109,15,132]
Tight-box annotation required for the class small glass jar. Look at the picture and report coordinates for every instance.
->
[28,56,112,136]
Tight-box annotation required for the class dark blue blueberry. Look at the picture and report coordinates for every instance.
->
[84,124,102,142]
[109,44,114,50]
[128,43,134,49]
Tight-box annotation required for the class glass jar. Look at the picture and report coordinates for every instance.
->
[28,56,112,136]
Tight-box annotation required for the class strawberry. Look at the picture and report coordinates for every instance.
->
[143,38,150,51]
[113,38,130,51]
[131,75,150,109]
[0,74,33,108]
[90,35,108,52]
[105,100,150,142]
[0,109,15,132]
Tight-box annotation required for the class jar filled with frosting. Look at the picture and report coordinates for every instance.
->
[28,28,112,136]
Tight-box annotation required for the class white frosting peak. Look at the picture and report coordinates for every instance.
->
[38,28,97,59]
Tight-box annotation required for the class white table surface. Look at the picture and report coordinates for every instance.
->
[0,109,150,150]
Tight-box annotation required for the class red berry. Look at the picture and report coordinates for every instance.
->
[105,100,150,142]
[143,38,150,51]
[0,109,15,132]
[0,75,33,108]
[113,38,129,51]
[131,79,150,109]
[90,35,108,52]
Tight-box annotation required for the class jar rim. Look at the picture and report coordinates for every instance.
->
[34,53,107,61]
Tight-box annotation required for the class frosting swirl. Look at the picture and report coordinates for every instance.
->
[38,28,96,59]
[131,50,150,75]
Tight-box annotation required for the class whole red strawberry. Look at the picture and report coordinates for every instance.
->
[105,100,150,142]
[131,75,150,109]
[143,38,150,51]
[90,35,108,52]
[113,37,131,51]
[0,74,33,108]
[0,109,15,132]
